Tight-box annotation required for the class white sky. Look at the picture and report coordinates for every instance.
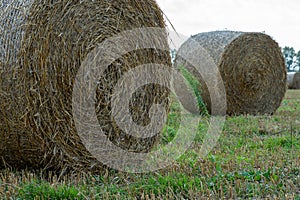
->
[157,0,300,51]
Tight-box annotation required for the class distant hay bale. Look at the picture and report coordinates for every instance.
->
[174,31,287,115]
[287,72,300,89]
[0,0,171,172]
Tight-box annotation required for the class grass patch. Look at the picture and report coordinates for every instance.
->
[0,91,300,199]
[18,180,83,200]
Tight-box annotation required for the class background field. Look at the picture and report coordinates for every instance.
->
[0,90,299,199]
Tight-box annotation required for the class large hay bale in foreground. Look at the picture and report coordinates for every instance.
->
[287,72,300,89]
[174,31,287,115]
[0,0,171,172]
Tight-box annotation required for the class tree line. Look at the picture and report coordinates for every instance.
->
[282,47,300,72]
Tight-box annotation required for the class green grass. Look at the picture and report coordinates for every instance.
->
[18,181,83,200]
[0,90,300,199]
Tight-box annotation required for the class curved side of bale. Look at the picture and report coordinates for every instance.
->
[0,0,171,172]
[287,72,300,89]
[174,31,287,115]
[0,0,34,64]
[0,0,43,169]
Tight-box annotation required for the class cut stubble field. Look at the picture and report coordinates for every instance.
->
[0,90,299,199]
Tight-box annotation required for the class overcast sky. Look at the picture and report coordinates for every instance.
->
[157,0,300,51]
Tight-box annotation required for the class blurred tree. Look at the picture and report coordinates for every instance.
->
[170,49,177,63]
[282,46,297,72]
[295,50,300,71]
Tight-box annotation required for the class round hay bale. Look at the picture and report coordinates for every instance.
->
[0,0,171,172]
[287,72,300,89]
[174,31,287,115]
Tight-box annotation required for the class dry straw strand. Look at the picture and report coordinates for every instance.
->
[174,31,287,115]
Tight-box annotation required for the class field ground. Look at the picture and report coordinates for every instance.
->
[0,90,300,199]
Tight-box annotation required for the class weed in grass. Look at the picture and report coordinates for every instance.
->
[178,65,208,116]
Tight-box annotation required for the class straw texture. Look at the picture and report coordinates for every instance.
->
[287,72,300,89]
[175,31,287,115]
[0,0,171,172]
